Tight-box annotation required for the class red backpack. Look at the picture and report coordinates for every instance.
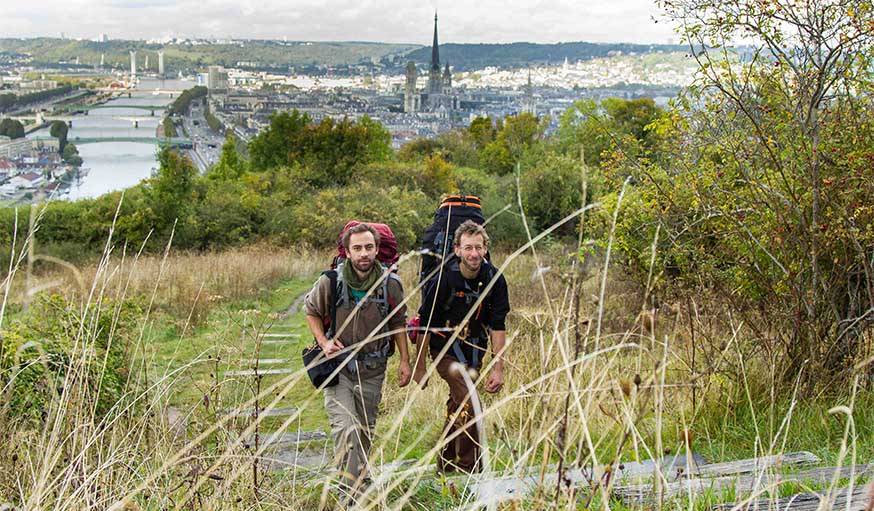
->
[334,220,399,269]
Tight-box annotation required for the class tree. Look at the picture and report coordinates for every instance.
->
[557,98,663,167]
[144,148,197,237]
[480,112,547,175]
[468,116,496,150]
[208,134,244,181]
[0,118,25,139]
[519,153,588,234]
[62,143,83,167]
[616,0,874,389]
[358,115,392,163]
[248,110,312,171]
[248,110,394,187]
[167,86,207,116]
[49,121,68,153]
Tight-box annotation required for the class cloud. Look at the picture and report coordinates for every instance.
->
[0,0,679,44]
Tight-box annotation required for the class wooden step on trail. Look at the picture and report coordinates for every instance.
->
[261,445,330,472]
[680,451,821,481]
[221,406,298,418]
[260,339,297,345]
[230,430,330,472]
[715,484,873,511]
[224,368,296,376]
[615,463,874,505]
[244,358,291,365]
[251,430,328,449]
[466,452,820,507]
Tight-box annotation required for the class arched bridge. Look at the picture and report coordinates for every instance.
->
[76,104,167,112]
[31,135,192,149]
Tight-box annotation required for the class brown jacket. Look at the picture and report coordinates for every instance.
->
[304,269,407,355]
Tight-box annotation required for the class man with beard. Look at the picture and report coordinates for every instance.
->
[413,220,510,474]
[305,223,411,500]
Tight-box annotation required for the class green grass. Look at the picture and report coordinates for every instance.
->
[690,390,874,466]
[147,274,330,432]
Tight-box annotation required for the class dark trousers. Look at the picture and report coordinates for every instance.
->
[433,354,483,473]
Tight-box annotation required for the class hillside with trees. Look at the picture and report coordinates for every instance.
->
[1,38,689,73]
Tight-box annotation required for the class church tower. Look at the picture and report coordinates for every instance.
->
[523,66,536,115]
[404,61,418,113]
[442,62,452,94]
[428,12,443,96]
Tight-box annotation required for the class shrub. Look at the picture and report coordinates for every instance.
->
[289,181,432,250]
[0,294,141,424]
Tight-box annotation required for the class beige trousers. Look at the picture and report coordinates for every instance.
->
[323,362,386,495]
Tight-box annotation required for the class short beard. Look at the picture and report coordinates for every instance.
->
[352,259,373,274]
[460,258,481,274]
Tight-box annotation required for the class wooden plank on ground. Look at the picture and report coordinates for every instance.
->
[687,452,822,480]
[224,368,296,376]
[243,358,292,365]
[260,339,296,345]
[254,430,328,448]
[221,406,298,418]
[467,452,820,507]
[714,484,872,511]
[616,464,874,505]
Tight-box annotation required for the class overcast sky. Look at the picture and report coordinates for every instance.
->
[1,0,679,45]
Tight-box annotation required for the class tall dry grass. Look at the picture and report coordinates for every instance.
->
[9,243,324,324]
[0,194,869,511]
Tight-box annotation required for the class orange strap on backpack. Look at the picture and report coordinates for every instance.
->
[439,195,482,210]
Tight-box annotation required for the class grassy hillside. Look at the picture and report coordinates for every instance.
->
[1,237,870,509]
[404,41,688,70]
[0,38,420,72]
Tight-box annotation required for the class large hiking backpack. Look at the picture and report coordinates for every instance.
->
[419,195,485,285]
[410,195,486,345]
[334,220,399,269]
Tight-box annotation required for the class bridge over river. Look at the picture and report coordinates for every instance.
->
[31,135,192,149]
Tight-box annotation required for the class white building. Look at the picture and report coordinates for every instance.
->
[0,137,33,159]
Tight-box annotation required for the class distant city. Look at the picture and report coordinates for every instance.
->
[0,14,704,202]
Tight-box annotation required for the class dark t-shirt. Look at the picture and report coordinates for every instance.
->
[418,256,510,343]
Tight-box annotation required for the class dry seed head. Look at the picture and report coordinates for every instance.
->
[683,429,695,448]
[619,378,632,397]
[639,309,656,334]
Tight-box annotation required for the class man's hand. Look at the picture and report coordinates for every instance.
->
[484,366,504,393]
[398,359,412,387]
[319,338,345,356]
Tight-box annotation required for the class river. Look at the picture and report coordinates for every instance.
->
[27,78,193,201]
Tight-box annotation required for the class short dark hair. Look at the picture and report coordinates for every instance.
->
[342,222,380,251]
[454,220,489,247]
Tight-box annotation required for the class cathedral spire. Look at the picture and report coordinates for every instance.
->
[431,12,440,71]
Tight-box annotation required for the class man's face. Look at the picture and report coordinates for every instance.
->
[454,232,487,274]
[347,231,378,274]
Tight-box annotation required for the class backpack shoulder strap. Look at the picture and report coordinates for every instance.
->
[321,269,339,335]
[381,271,403,314]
